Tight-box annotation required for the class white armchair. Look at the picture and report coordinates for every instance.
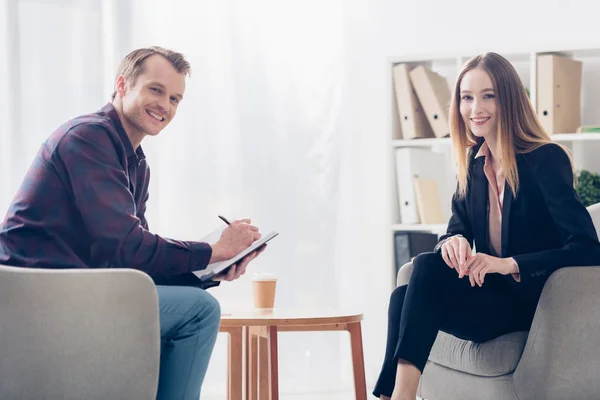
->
[397,203,600,400]
[0,266,160,400]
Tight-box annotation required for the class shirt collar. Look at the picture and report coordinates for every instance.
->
[475,140,505,176]
[475,141,489,159]
[100,103,146,162]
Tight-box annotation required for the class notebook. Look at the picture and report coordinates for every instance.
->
[192,228,279,281]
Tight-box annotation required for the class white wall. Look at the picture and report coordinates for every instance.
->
[0,0,15,213]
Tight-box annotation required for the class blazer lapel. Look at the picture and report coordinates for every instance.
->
[470,158,489,254]
[500,181,513,257]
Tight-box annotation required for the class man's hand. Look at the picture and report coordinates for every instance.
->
[440,235,472,278]
[213,244,268,282]
[463,253,518,287]
[210,219,261,262]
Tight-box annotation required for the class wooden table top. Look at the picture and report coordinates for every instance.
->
[219,308,363,327]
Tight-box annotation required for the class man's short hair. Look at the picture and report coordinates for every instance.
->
[111,46,191,100]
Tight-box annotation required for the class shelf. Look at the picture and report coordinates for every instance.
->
[389,47,600,66]
[550,133,600,141]
[392,133,600,148]
[391,224,447,233]
[391,138,451,147]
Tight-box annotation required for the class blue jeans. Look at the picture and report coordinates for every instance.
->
[156,286,221,400]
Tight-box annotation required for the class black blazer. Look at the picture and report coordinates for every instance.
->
[437,142,600,291]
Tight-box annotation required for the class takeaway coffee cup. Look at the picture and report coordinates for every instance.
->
[252,273,277,309]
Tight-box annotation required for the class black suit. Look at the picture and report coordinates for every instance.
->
[440,142,600,297]
[373,142,600,398]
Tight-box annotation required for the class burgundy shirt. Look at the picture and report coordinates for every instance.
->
[0,103,213,280]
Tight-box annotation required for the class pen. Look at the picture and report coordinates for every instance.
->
[218,215,231,225]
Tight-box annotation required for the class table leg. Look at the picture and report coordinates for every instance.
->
[248,326,279,400]
[267,326,279,400]
[347,322,367,400]
[247,327,259,400]
[221,326,244,400]
[259,332,269,399]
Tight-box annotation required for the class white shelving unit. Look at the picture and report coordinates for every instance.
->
[392,133,600,149]
[389,46,600,258]
[391,223,447,233]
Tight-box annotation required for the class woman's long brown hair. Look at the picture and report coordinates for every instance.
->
[448,52,573,198]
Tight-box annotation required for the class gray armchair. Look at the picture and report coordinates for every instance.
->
[396,203,600,400]
[0,266,160,400]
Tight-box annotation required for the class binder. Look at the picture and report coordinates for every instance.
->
[537,55,582,134]
[413,178,446,224]
[394,231,439,275]
[392,64,434,139]
[409,65,451,138]
[391,83,403,140]
[395,148,449,224]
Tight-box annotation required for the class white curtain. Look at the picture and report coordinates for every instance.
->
[128,0,352,395]
[0,0,106,211]
[0,0,394,396]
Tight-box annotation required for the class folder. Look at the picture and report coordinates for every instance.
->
[393,231,439,275]
[395,148,449,224]
[392,64,434,139]
[537,55,582,134]
[409,65,452,138]
[413,178,446,224]
[391,81,403,140]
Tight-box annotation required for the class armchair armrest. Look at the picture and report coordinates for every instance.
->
[513,266,600,400]
[0,265,160,400]
[397,262,414,287]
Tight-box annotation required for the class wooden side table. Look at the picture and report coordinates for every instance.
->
[219,309,366,400]
[219,324,245,400]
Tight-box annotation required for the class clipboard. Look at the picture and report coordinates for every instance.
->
[193,229,279,281]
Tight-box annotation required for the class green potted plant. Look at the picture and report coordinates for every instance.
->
[576,170,600,207]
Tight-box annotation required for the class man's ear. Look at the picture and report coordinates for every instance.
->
[115,75,127,97]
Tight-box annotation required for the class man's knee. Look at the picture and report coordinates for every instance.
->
[191,289,221,328]
[169,287,222,334]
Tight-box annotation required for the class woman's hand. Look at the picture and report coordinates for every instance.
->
[440,235,472,278]
[463,253,518,287]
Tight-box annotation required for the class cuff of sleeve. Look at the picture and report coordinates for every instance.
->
[510,257,521,282]
[150,271,219,289]
[512,254,547,284]
[201,280,221,290]
[189,242,213,272]
[434,234,463,253]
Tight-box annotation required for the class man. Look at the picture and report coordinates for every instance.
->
[0,46,263,399]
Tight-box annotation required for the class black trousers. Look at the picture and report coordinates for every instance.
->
[373,252,539,398]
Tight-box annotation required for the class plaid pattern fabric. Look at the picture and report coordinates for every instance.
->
[0,103,212,276]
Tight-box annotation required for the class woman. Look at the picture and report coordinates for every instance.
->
[374,52,600,400]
